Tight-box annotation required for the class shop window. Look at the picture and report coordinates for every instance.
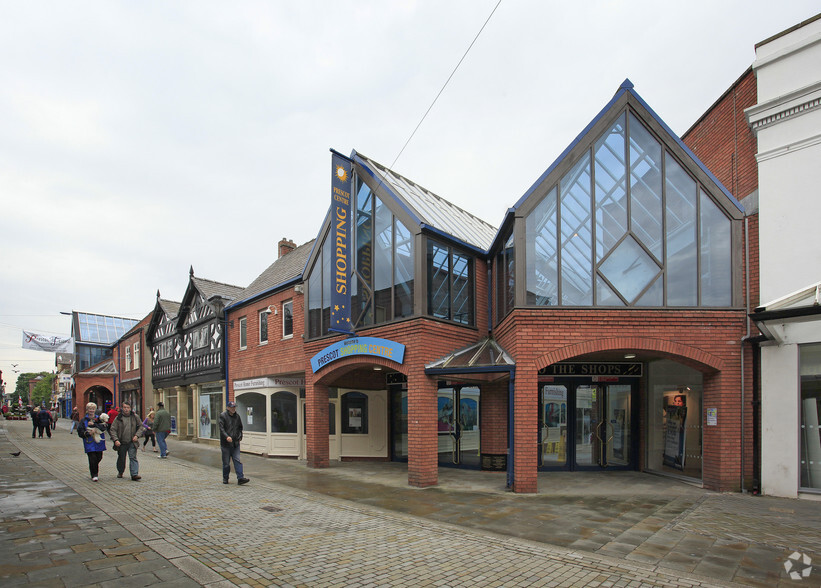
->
[237,392,267,433]
[523,109,734,308]
[342,392,368,434]
[198,389,222,439]
[283,300,293,338]
[270,391,297,433]
[239,317,247,349]
[800,343,821,491]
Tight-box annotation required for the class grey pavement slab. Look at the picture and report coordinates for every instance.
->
[3,418,821,587]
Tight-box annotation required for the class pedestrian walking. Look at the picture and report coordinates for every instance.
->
[218,401,249,485]
[36,406,52,438]
[153,402,172,458]
[50,404,58,430]
[69,406,80,434]
[107,405,119,423]
[141,411,157,452]
[77,402,107,481]
[30,406,39,438]
[109,401,145,481]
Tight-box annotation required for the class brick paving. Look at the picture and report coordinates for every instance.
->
[2,419,818,587]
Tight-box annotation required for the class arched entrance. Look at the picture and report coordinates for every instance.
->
[84,386,113,412]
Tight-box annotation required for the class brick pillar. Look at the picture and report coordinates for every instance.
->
[480,380,508,455]
[513,365,538,493]
[702,369,742,492]
[407,369,437,487]
[307,381,329,468]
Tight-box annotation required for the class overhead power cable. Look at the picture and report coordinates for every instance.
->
[390,0,503,169]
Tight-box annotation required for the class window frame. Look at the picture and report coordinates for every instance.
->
[133,341,140,366]
[125,346,131,371]
[239,317,247,350]
[282,300,293,339]
[259,310,269,345]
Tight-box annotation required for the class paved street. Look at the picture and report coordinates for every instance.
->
[1,419,819,587]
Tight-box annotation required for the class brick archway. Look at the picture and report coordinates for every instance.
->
[535,337,724,372]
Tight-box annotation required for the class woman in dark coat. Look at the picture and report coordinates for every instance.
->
[77,402,107,481]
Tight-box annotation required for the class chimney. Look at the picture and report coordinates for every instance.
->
[278,237,296,258]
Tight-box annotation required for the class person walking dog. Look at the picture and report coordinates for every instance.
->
[109,401,145,481]
[218,401,249,485]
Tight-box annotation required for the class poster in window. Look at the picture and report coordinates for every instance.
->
[200,401,211,436]
[437,396,454,433]
[348,407,362,428]
[662,393,687,470]
[612,408,626,459]
[246,406,253,426]
[459,398,478,432]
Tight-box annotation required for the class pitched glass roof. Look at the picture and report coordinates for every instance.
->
[354,152,498,252]
[76,312,138,344]
[425,337,514,371]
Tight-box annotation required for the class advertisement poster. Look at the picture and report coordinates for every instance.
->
[348,407,362,428]
[246,406,253,426]
[459,398,478,432]
[438,396,454,433]
[199,402,211,437]
[663,393,687,470]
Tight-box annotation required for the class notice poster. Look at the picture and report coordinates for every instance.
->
[200,401,211,436]
[663,393,687,470]
[348,407,362,428]
[246,406,253,426]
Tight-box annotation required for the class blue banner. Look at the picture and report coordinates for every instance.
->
[330,150,354,334]
[311,337,406,373]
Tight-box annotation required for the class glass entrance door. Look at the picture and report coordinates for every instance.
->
[437,386,481,468]
[574,384,632,469]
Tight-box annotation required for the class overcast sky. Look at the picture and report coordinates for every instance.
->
[1,1,818,383]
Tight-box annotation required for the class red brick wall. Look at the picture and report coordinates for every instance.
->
[496,308,748,492]
[683,68,758,201]
[226,288,307,398]
[480,380,508,455]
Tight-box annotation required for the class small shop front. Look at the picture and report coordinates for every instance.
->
[537,359,704,483]
[234,376,303,457]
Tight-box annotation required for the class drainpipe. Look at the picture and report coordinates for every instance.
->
[740,215,750,493]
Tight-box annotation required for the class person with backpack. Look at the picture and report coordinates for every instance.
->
[108,401,145,481]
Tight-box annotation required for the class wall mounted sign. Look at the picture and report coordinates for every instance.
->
[311,337,405,372]
[539,362,643,378]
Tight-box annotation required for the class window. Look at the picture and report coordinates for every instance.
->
[427,240,474,325]
[342,391,368,434]
[239,317,247,349]
[259,310,268,344]
[192,325,209,349]
[283,300,293,338]
[157,339,174,360]
[271,391,297,433]
[306,176,415,338]
[198,387,222,440]
[524,109,734,308]
[125,347,131,371]
[800,343,821,491]
[133,342,140,366]
[236,392,266,433]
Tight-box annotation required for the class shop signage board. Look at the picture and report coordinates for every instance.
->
[539,362,643,377]
[311,337,405,372]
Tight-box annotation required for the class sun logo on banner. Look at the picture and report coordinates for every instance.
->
[335,165,348,183]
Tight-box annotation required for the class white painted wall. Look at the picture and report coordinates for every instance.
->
[749,16,821,498]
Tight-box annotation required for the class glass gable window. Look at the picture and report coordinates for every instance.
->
[307,175,415,337]
[524,109,734,308]
[427,240,474,325]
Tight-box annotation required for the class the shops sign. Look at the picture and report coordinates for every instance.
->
[539,362,642,377]
[311,337,405,372]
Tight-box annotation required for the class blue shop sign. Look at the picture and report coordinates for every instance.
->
[311,337,405,372]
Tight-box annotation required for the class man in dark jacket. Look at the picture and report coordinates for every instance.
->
[36,406,52,438]
[109,401,145,481]
[218,401,249,485]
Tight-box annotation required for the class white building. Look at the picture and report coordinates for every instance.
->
[747,13,821,499]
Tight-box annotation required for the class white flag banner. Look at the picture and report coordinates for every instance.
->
[22,331,75,353]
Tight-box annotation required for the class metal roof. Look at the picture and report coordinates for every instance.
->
[354,152,498,253]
